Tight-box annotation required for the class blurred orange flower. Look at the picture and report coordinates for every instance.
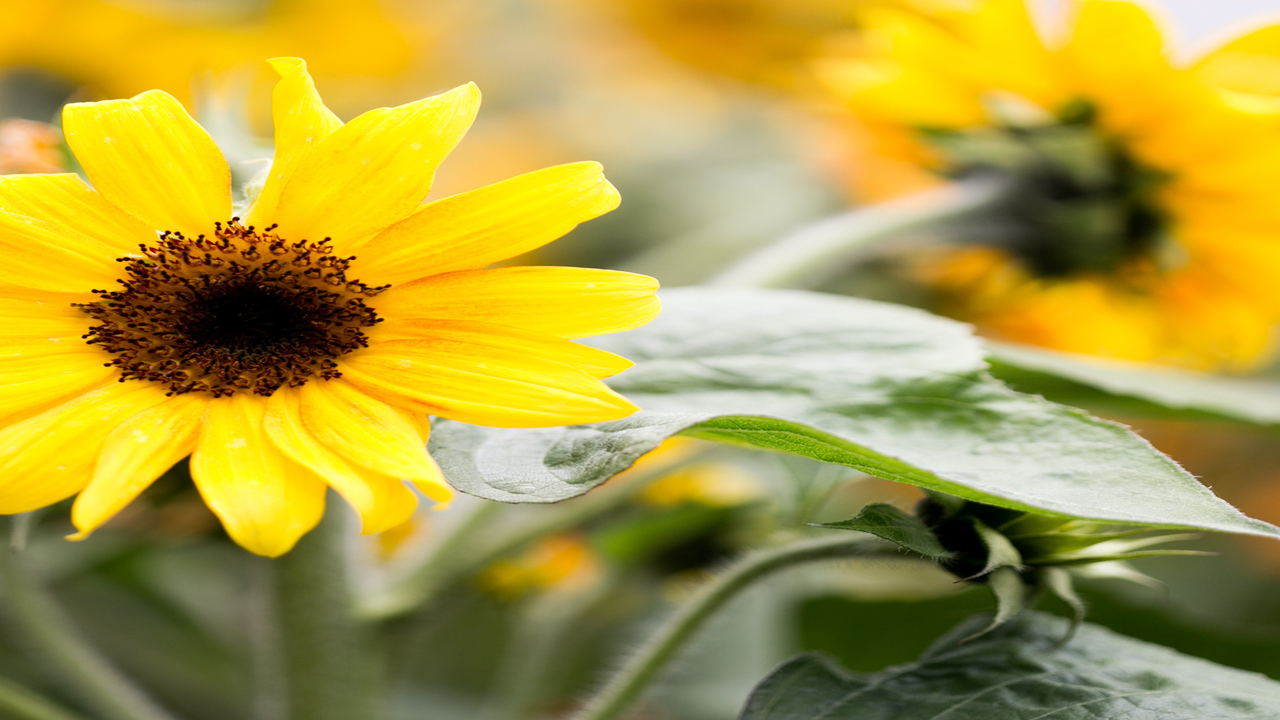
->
[0,119,64,174]
[480,534,601,598]
[0,0,428,114]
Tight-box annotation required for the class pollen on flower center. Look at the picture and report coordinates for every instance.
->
[77,219,388,397]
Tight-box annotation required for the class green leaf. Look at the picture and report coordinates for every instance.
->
[989,341,1280,425]
[430,288,1280,539]
[812,503,950,559]
[741,612,1280,720]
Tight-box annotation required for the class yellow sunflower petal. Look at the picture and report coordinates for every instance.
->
[371,319,634,379]
[296,380,451,502]
[387,403,435,441]
[960,0,1058,106]
[819,9,987,128]
[0,348,116,428]
[1193,24,1280,102]
[0,382,170,515]
[353,162,621,283]
[69,393,208,539]
[62,89,231,238]
[0,298,92,339]
[0,210,120,299]
[190,394,327,557]
[0,174,153,255]
[271,83,481,249]
[1063,0,1174,134]
[264,386,423,534]
[0,339,110,372]
[339,335,639,428]
[244,58,343,229]
[375,266,660,340]
[0,359,118,430]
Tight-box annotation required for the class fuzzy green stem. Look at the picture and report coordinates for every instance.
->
[570,534,879,720]
[710,176,1006,289]
[275,502,382,720]
[0,676,91,720]
[0,528,177,720]
[249,558,287,720]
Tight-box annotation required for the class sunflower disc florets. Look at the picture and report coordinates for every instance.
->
[78,218,389,398]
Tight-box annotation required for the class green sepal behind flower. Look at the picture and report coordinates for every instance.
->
[919,100,1173,280]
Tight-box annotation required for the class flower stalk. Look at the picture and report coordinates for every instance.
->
[570,533,886,720]
[709,174,1007,289]
[274,501,382,720]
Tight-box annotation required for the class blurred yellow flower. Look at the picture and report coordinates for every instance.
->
[0,58,658,556]
[819,0,1280,369]
[0,0,424,111]
[480,534,601,598]
[639,463,760,508]
[601,0,953,87]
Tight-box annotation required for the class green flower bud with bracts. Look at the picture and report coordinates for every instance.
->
[815,492,1205,640]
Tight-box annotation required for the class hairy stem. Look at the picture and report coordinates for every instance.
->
[0,522,177,720]
[275,502,382,720]
[571,534,881,720]
[0,676,92,720]
[710,175,1006,289]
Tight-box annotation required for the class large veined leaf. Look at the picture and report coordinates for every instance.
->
[740,612,1280,720]
[988,342,1280,426]
[429,288,1280,538]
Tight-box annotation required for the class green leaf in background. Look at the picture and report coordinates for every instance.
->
[812,504,951,559]
[988,341,1280,425]
[741,611,1280,720]
[431,288,1280,539]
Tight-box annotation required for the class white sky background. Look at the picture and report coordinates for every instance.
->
[1033,0,1280,56]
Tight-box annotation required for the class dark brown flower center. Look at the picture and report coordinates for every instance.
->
[78,219,387,398]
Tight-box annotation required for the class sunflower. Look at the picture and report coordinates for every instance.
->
[818,0,1280,370]
[0,58,659,556]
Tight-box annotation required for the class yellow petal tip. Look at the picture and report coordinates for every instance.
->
[413,477,454,506]
[267,57,308,76]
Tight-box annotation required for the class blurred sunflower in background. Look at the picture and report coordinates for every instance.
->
[818,0,1280,370]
